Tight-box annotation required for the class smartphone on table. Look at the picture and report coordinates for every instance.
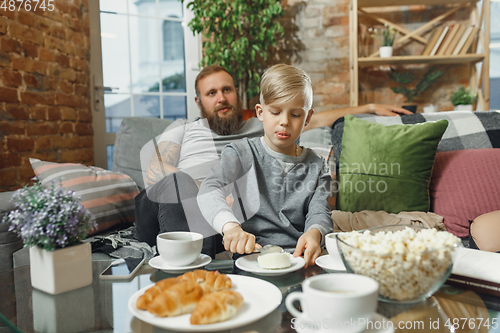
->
[99,258,145,280]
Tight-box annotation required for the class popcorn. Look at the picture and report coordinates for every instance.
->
[337,227,460,301]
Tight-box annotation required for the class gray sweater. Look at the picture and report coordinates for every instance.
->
[197,137,333,249]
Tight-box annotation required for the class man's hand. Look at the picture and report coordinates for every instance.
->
[293,228,322,267]
[368,103,413,116]
[222,222,261,254]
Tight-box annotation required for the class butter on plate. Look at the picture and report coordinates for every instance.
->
[257,252,292,270]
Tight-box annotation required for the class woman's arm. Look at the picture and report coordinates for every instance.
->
[304,104,412,132]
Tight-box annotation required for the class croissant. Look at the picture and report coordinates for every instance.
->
[178,270,232,294]
[136,277,179,310]
[190,290,244,325]
[147,281,204,317]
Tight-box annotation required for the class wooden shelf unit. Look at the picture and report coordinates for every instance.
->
[349,0,490,110]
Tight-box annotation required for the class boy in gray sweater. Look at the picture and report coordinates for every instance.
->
[197,64,333,265]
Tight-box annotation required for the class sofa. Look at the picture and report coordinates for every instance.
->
[1,110,499,272]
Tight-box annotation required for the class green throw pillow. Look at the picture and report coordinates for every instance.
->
[337,115,448,213]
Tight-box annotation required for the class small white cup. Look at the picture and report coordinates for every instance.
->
[286,274,378,333]
[156,232,203,267]
[325,232,343,262]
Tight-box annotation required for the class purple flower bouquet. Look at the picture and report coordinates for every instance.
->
[2,180,96,251]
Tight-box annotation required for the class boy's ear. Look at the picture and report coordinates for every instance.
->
[255,104,264,122]
[305,109,314,126]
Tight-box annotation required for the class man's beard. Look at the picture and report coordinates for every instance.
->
[200,99,244,135]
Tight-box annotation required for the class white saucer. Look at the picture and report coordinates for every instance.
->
[293,313,394,333]
[148,254,212,273]
[235,253,305,277]
[315,254,346,273]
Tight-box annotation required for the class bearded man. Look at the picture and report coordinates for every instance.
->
[134,65,410,257]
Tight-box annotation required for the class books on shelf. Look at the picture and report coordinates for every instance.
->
[459,26,480,55]
[444,24,466,56]
[446,247,500,297]
[436,24,459,56]
[422,27,444,56]
[429,26,449,56]
[452,25,475,55]
[420,24,480,57]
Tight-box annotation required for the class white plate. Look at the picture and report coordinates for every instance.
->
[315,254,346,273]
[235,253,305,276]
[293,313,394,333]
[128,274,282,332]
[148,254,212,273]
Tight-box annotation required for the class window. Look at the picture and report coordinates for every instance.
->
[163,20,185,61]
[90,0,200,169]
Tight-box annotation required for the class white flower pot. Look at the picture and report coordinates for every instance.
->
[29,242,93,295]
[379,46,393,58]
[423,104,438,113]
[454,104,473,111]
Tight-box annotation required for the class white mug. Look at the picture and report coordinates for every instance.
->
[325,232,343,261]
[286,274,378,333]
[156,231,203,266]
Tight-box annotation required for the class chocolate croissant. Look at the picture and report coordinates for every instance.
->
[190,290,244,325]
[147,281,204,317]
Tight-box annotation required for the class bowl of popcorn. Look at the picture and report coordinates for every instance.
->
[336,225,461,304]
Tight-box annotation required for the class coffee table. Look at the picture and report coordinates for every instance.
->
[1,258,499,333]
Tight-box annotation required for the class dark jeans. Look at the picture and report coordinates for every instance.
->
[134,172,223,258]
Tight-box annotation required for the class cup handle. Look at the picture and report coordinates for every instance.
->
[285,292,305,318]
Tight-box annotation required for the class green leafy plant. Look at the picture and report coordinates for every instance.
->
[387,66,445,103]
[450,86,477,106]
[369,24,397,47]
[182,0,285,108]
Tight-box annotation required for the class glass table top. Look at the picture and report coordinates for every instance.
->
[1,258,500,333]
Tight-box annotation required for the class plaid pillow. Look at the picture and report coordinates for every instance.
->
[30,158,139,235]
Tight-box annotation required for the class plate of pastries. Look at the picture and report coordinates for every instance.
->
[128,269,283,331]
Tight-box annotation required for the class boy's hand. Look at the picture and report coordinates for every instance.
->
[293,228,322,267]
[222,222,261,254]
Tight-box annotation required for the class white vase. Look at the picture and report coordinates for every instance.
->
[454,104,473,111]
[29,242,93,295]
[423,104,438,113]
[379,46,393,58]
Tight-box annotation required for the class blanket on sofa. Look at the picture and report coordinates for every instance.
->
[331,111,500,168]
[331,210,446,232]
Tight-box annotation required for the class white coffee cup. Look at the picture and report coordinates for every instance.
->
[285,274,378,333]
[156,232,203,267]
[325,232,343,261]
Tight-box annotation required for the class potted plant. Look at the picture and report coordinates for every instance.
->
[183,0,284,108]
[450,86,477,111]
[387,66,445,113]
[369,24,397,58]
[2,180,96,294]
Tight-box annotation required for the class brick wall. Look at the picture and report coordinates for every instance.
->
[0,0,92,191]
[289,1,473,113]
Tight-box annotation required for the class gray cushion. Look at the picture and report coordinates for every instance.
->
[113,117,173,190]
[299,126,333,158]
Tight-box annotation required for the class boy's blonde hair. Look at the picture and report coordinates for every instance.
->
[259,64,313,110]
